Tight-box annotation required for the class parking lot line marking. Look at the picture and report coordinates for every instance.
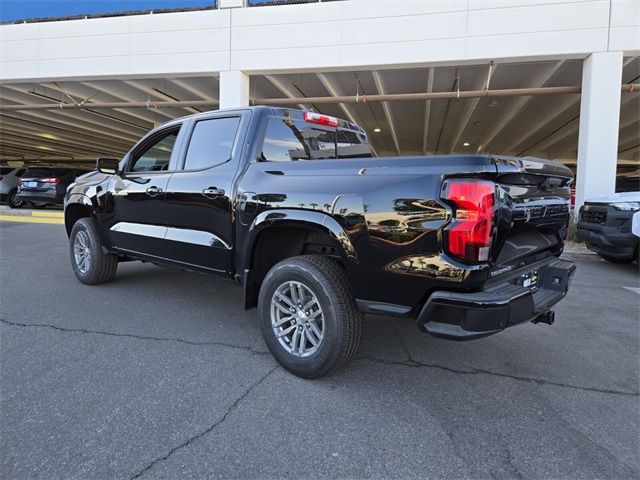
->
[30,211,64,218]
[0,215,64,225]
[623,287,640,295]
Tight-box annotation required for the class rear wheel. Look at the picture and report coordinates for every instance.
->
[70,218,118,284]
[598,253,634,264]
[7,189,22,209]
[258,255,363,378]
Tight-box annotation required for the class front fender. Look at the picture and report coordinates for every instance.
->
[64,193,96,236]
[65,192,94,210]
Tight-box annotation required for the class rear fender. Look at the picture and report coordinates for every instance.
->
[243,209,357,268]
[241,209,358,309]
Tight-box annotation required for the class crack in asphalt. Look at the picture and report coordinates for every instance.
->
[0,318,269,356]
[130,365,279,479]
[357,356,639,397]
[3,318,636,397]
[386,323,639,397]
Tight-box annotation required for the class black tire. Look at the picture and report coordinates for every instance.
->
[598,254,634,264]
[258,255,363,378]
[7,189,22,209]
[69,218,118,285]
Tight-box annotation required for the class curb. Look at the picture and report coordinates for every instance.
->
[0,209,63,218]
[0,208,64,225]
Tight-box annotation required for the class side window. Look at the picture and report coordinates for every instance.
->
[183,117,240,170]
[261,117,336,162]
[130,129,179,172]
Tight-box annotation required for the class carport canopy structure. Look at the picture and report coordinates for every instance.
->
[0,57,640,186]
[2,58,638,172]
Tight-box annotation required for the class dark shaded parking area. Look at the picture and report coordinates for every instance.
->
[1,221,638,479]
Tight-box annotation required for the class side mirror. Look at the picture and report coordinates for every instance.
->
[96,157,120,175]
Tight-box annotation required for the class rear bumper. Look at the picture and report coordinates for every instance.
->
[417,258,576,340]
[16,191,63,205]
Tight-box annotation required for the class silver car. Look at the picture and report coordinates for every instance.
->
[0,166,27,208]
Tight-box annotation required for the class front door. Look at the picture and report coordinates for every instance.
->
[163,114,244,274]
[108,124,184,260]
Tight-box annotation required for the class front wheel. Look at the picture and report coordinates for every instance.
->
[258,255,363,378]
[70,218,118,284]
[8,189,23,209]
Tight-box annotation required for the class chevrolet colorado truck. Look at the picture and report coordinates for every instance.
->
[64,107,576,378]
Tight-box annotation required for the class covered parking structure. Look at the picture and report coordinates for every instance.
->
[1,0,639,208]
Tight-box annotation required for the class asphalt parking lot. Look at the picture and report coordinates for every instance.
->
[1,220,638,479]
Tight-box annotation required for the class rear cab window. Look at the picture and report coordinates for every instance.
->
[260,112,370,162]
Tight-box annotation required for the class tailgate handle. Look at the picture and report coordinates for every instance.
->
[203,187,225,198]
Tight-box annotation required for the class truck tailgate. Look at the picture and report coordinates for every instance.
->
[491,156,573,268]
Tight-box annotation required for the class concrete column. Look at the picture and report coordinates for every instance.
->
[575,51,623,210]
[219,70,250,110]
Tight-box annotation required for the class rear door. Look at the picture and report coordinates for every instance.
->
[163,112,247,274]
[108,123,185,259]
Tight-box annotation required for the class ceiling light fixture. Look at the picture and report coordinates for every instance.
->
[39,133,59,140]
[374,128,381,133]
[463,142,470,147]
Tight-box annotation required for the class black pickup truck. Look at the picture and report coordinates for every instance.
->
[65,107,576,378]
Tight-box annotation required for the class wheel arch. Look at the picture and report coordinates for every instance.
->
[242,209,358,309]
[64,194,94,237]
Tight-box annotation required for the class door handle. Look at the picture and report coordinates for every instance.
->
[202,187,225,198]
[146,186,163,196]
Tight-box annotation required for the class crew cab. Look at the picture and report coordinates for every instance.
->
[64,107,576,378]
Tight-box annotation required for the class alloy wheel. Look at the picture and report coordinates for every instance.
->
[73,230,92,274]
[270,280,324,358]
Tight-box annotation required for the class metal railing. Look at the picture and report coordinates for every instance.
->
[1,0,350,25]
[1,3,217,25]
[247,0,340,6]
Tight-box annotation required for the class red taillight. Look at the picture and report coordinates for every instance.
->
[304,112,339,128]
[41,177,60,184]
[443,179,495,262]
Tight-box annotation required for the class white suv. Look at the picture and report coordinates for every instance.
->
[0,166,27,208]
